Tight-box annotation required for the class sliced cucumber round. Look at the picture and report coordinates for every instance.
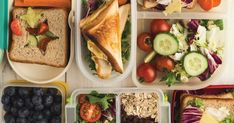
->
[153,33,179,56]
[183,52,208,76]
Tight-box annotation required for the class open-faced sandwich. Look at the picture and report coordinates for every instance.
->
[9,7,68,67]
[80,0,131,79]
[180,93,234,123]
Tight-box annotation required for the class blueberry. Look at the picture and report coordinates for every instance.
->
[13,97,24,108]
[1,95,11,105]
[25,98,33,109]
[34,104,44,111]
[18,88,30,97]
[3,104,11,112]
[47,88,58,96]
[18,107,30,118]
[10,107,18,116]
[51,103,61,116]
[51,116,61,123]
[53,95,62,103]
[4,113,15,123]
[43,109,51,119]
[32,95,42,105]
[4,87,16,96]
[33,88,45,96]
[43,95,53,107]
[36,119,48,123]
[16,118,27,123]
[33,112,44,120]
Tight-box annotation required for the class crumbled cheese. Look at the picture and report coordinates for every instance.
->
[163,0,182,16]
[157,0,172,5]
[120,93,159,122]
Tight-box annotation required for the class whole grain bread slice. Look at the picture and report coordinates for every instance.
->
[9,8,68,67]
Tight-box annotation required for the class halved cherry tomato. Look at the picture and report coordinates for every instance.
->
[213,0,221,7]
[198,0,213,11]
[137,32,153,52]
[155,56,175,72]
[118,0,128,6]
[80,103,102,123]
[38,22,49,34]
[137,63,157,83]
[11,20,22,36]
[78,94,87,104]
[150,19,171,36]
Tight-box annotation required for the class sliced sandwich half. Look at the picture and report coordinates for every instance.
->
[80,0,124,74]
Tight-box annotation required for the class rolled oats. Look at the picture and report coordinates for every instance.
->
[120,92,159,122]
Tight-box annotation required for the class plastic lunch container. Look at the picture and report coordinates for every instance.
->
[132,0,232,90]
[137,0,230,19]
[75,0,137,84]
[6,0,75,84]
[0,81,68,123]
[65,88,171,123]
[171,85,234,123]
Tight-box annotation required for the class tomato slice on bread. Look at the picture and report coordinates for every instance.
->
[80,103,102,123]
[11,20,22,36]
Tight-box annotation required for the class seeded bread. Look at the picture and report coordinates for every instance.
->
[9,8,68,67]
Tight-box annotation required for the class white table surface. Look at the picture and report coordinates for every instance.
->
[1,5,234,96]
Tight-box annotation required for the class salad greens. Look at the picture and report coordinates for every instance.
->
[166,19,223,86]
[220,115,234,123]
[187,98,204,108]
[121,19,131,64]
[76,91,116,123]
[87,91,116,110]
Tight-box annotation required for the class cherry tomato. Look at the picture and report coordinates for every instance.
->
[150,19,171,36]
[155,56,175,72]
[38,22,49,34]
[213,0,221,7]
[137,32,153,52]
[80,103,102,123]
[118,0,128,6]
[78,94,88,104]
[137,63,157,83]
[11,20,22,36]
[198,0,213,11]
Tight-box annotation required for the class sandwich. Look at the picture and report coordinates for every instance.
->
[80,0,130,79]
[9,7,68,67]
[180,93,234,123]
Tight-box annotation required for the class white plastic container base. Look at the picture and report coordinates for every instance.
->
[137,0,231,19]
[75,0,137,85]
[65,88,170,123]
[132,17,229,90]
[6,0,75,84]
[0,82,66,123]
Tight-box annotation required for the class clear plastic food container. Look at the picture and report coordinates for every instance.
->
[6,0,75,84]
[65,88,170,123]
[75,0,137,85]
[132,5,230,90]
[137,0,231,19]
[0,81,67,123]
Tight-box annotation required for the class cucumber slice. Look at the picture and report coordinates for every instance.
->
[144,51,157,63]
[153,33,179,56]
[183,52,208,76]
[28,35,38,46]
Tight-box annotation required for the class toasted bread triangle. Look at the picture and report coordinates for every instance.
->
[80,0,123,73]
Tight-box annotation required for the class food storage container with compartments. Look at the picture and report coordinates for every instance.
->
[75,0,137,85]
[0,81,68,123]
[6,0,75,84]
[65,88,171,123]
[132,0,232,90]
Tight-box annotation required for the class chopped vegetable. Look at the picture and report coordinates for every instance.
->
[20,7,42,28]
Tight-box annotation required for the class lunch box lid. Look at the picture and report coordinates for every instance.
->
[0,0,8,49]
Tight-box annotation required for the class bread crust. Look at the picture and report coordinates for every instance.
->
[9,8,68,68]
